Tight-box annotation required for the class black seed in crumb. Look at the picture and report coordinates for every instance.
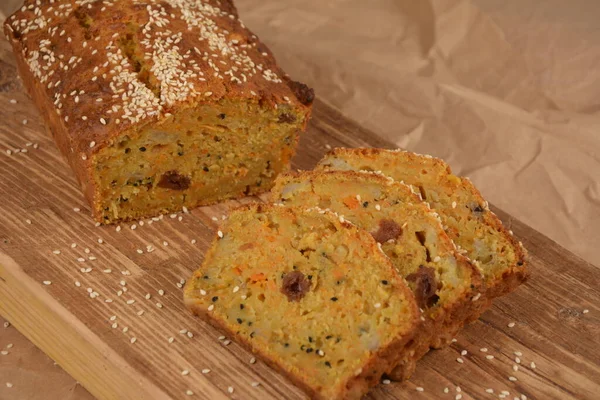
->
[325,361,332,368]
[284,343,289,347]
[300,345,306,351]
[336,281,341,285]
[308,336,313,343]
[293,265,298,270]
[335,337,341,343]
[214,136,221,142]
[306,348,313,353]
[325,335,333,340]
[473,205,484,212]
[177,151,184,156]
[203,166,209,172]
[237,318,243,324]
[517,261,524,266]
[330,297,338,302]
[124,148,131,154]
[240,304,245,309]
[212,296,218,302]
[362,201,369,208]
[139,147,146,152]
[248,322,252,326]
[307,275,313,280]
[218,113,226,119]
[250,332,255,338]
[470,284,475,289]
[381,280,388,285]
[203,275,209,279]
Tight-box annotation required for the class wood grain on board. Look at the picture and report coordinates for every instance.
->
[0,35,598,400]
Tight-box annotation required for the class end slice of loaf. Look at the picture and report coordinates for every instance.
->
[316,148,528,299]
[184,203,419,400]
[270,170,485,380]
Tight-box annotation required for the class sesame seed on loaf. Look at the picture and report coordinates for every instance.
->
[271,170,485,380]
[184,204,419,400]
[5,0,313,223]
[316,148,528,300]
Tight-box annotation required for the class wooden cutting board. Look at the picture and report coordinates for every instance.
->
[0,35,599,400]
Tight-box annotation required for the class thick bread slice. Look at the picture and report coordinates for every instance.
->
[316,148,528,299]
[270,170,485,380]
[184,204,419,400]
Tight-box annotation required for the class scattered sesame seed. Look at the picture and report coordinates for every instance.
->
[200,289,207,295]
[116,226,121,232]
[9,99,16,104]
[156,303,163,309]
[122,327,129,333]
[202,369,210,374]
[433,256,441,262]
[6,382,13,388]
[382,379,391,385]
[375,204,381,211]
[509,376,517,382]
[191,239,197,244]
[374,303,381,308]
[451,338,457,343]
[111,323,118,329]
[3,322,9,328]
[187,332,194,338]
[131,224,137,230]
[130,338,137,344]
[1,351,8,356]
[217,230,223,238]
[182,370,190,376]
[444,388,449,393]
[75,281,81,287]
[186,390,194,396]
[486,355,495,360]
[461,350,467,356]
[89,141,96,148]
[103,269,112,274]
[250,357,257,364]
[455,395,462,400]
[472,293,482,301]
[452,201,457,209]
[163,241,169,246]
[223,340,231,346]
[52,250,61,255]
[480,347,488,352]
[486,388,494,393]
[508,322,516,328]
[513,365,519,371]
[158,289,165,296]
[530,361,536,369]
[25,219,32,224]
[416,387,424,392]
[97,238,103,244]
[228,387,234,394]
[456,357,464,363]
[168,337,175,343]
[514,351,523,356]
[583,309,589,314]
[251,382,260,388]
[126,300,135,305]
[515,357,521,364]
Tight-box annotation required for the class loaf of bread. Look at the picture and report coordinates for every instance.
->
[317,148,528,300]
[184,203,419,400]
[4,0,313,223]
[271,170,485,380]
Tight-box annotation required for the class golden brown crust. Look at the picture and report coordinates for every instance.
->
[4,0,312,221]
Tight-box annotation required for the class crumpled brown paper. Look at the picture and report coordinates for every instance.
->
[1,0,598,398]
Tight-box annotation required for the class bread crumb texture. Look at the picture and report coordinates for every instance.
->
[184,204,418,400]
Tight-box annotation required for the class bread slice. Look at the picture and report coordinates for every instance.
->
[271,171,484,380]
[316,148,528,299]
[183,204,419,400]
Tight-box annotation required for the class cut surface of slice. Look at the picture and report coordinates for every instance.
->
[316,148,527,299]
[184,204,419,400]
[271,170,484,379]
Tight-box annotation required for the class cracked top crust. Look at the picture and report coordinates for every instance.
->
[4,0,313,156]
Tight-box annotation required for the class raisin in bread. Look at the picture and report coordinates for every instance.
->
[5,0,313,223]
[317,148,527,299]
[271,171,484,380]
[183,204,419,400]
